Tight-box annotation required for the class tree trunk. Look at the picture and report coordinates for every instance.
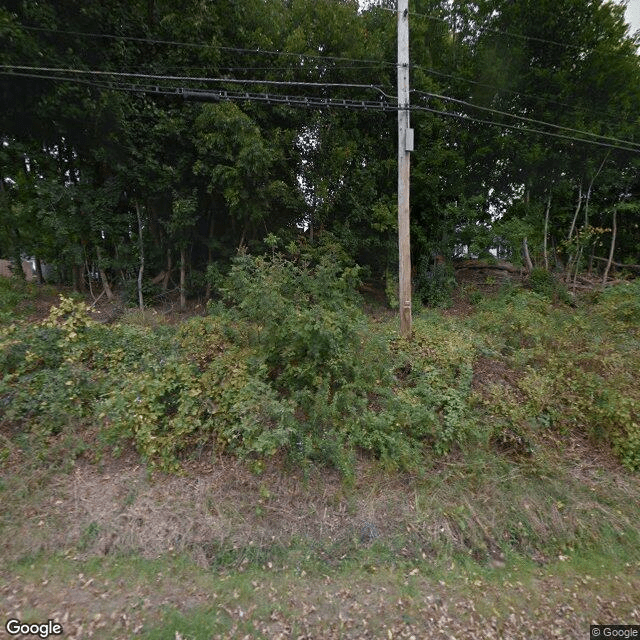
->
[522,237,533,273]
[35,257,44,284]
[96,246,114,301]
[136,201,144,310]
[72,264,82,292]
[552,237,562,270]
[85,259,95,299]
[543,193,551,271]
[238,224,247,252]
[204,210,215,300]
[588,243,595,275]
[11,228,25,280]
[11,252,25,280]
[162,247,172,291]
[179,246,186,312]
[584,153,609,229]
[572,246,583,291]
[568,183,582,241]
[603,209,617,284]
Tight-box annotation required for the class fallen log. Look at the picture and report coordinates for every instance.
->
[454,259,523,274]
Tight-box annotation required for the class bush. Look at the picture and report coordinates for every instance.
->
[527,268,570,303]
[106,249,478,473]
[100,357,209,470]
[414,257,456,308]
[214,251,397,470]
[6,255,637,476]
[597,280,640,323]
[121,278,163,307]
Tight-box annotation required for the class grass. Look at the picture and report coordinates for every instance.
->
[4,540,639,639]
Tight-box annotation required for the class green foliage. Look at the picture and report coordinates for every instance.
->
[220,252,366,391]
[471,284,640,470]
[216,251,399,470]
[3,0,640,294]
[100,357,207,470]
[2,364,95,435]
[526,268,571,303]
[414,258,456,308]
[0,294,175,464]
[0,278,36,323]
[390,315,478,455]
[597,280,640,323]
[121,279,163,308]
[99,250,480,473]
[384,267,399,310]
[2,261,639,476]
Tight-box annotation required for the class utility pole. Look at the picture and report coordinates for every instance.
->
[397,0,413,338]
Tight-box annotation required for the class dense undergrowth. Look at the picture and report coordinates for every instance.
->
[0,253,639,476]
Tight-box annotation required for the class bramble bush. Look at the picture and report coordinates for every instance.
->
[210,250,413,471]
[0,295,176,463]
[526,268,571,304]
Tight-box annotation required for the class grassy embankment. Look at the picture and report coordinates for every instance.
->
[1,269,639,638]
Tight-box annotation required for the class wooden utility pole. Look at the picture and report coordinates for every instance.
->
[398,0,413,338]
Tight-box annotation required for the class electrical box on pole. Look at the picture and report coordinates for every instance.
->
[397,0,412,338]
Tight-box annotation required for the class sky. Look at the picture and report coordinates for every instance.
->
[626,0,640,35]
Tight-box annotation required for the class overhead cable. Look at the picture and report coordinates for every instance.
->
[0,71,396,110]
[410,63,626,123]
[2,70,638,153]
[15,22,634,123]
[0,65,394,98]
[5,65,634,149]
[182,88,396,110]
[412,90,640,149]
[18,24,395,67]
[412,104,640,154]
[372,5,638,55]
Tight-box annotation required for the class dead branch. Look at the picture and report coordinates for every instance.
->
[591,256,640,272]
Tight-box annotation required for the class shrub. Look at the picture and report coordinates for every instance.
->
[214,251,396,469]
[100,357,209,470]
[527,268,571,303]
[597,280,640,323]
[414,257,456,308]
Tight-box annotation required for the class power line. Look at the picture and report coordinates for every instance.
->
[3,69,639,154]
[0,70,397,110]
[0,64,393,96]
[6,64,635,148]
[411,104,640,154]
[182,88,396,111]
[409,63,626,123]
[372,5,638,56]
[18,24,396,68]
[14,21,633,125]
[160,63,387,73]
[412,89,640,149]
